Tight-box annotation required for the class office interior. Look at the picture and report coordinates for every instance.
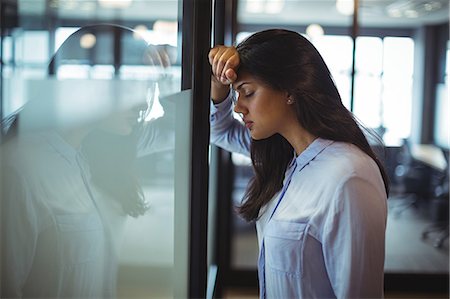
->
[0,0,448,298]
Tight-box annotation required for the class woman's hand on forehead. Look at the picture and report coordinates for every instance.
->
[208,45,239,85]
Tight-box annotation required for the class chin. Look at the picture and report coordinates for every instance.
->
[251,131,275,141]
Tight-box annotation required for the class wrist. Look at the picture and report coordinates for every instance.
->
[211,77,231,103]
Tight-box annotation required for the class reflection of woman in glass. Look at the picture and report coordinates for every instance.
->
[1,24,173,298]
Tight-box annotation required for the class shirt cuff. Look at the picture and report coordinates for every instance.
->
[210,90,234,114]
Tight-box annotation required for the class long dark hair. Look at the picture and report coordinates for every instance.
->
[81,128,148,217]
[237,29,390,221]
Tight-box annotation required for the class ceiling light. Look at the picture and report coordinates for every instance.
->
[62,0,78,10]
[80,2,96,11]
[424,1,442,11]
[387,8,402,17]
[98,0,133,9]
[153,20,178,35]
[404,9,419,17]
[265,0,285,14]
[133,25,148,40]
[336,0,354,16]
[424,3,433,10]
[80,33,96,49]
[386,0,446,18]
[306,24,324,40]
[246,0,264,13]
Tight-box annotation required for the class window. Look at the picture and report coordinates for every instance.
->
[313,35,353,109]
[237,31,415,145]
[380,37,414,144]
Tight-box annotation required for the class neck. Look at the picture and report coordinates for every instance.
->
[58,127,91,148]
[281,121,317,156]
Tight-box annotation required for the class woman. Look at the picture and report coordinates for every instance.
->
[209,29,389,298]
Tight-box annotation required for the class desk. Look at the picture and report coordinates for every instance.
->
[410,144,447,172]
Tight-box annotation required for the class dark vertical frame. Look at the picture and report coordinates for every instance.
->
[113,26,122,77]
[210,1,228,296]
[0,2,4,123]
[210,0,238,297]
[181,0,213,298]
[349,0,359,112]
[420,23,449,144]
[45,0,57,76]
[0,0,18,122]
[224,0,238,46]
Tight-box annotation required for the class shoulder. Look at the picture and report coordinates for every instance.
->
[313,141,380,182]
[2,133,59,180]
[321,142,387,213]
[307,141,386,209]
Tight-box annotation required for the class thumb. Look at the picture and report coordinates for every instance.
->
[225,69,237,83]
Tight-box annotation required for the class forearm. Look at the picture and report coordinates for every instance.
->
[210,93,251,156]
[211,75,231,104]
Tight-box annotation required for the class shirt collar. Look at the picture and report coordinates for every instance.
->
[294,137,334,172]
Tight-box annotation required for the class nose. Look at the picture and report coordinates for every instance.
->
[233,94,247,115]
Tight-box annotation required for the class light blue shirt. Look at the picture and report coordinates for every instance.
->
[211,93,388,298]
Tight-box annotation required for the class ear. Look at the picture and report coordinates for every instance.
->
[286,94,295,105]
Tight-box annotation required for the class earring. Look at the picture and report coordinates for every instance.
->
[287,98,295,105]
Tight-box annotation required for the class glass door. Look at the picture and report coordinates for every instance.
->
[1,1,212,298]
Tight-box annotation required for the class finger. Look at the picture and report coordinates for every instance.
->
[211,47,226,78]
[221,53,239,83]
[214,48,229,81]
[225,69,237,83]
[208,46,220,65]
[216,48,238,84]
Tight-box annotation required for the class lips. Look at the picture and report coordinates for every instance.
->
[244,120,254,129]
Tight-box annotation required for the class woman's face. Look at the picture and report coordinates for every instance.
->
[232,72,294,140]
[98,103,147,135]
[97,83,153,136]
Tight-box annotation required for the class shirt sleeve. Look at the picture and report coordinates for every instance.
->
[210,91,251,156]
[321,175,387,298]
[136,116,175,158]
[1,166,40,297]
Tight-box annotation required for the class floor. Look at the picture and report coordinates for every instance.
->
[223,288,450,299]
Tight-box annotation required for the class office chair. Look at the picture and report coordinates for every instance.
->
[421,151,449,249]
[391,139,433,218]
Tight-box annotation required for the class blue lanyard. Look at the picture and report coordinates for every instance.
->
[259,160,297,299]
[269,161,297,221]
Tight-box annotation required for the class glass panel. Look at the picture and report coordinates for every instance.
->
[1,2,189,298]
[434,41,449,150]
[230,0,449,288]
[354,36,383,128]
[313,35,353,109]
[359,0,449,278]
[17,31,49,64]
[382,37,414,145]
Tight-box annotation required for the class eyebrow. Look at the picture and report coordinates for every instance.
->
[232,81,249,91]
